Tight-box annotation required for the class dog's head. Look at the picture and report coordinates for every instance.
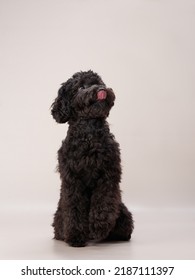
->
[51,70,115,123]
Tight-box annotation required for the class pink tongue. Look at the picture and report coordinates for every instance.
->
[97,90,107,100]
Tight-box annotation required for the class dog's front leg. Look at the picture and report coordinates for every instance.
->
[62,183,89,247]
[89,182,121,241]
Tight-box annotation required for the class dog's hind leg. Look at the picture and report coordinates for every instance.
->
[105,203,134,241]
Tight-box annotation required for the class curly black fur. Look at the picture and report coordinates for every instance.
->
[51,70,134,247]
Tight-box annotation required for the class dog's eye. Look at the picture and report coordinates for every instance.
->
[79,85,87,90]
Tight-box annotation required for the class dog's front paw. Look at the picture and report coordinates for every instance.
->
[66,232,88,247]
[89,222,110,241]
[67,239,87,247]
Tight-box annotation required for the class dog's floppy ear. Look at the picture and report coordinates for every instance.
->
[51,83,71,123]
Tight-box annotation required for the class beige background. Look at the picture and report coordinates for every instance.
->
[0,0,195,259]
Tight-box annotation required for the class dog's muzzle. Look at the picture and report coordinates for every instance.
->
[97,89,107,100]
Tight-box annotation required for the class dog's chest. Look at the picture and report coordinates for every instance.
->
[68,129,114,161]
[60,125,119,176]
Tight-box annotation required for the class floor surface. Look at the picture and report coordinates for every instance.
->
[1,204,195,260]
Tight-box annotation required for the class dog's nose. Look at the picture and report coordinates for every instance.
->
[97,89,107,100]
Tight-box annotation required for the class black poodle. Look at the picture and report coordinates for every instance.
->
[51,70,134,247]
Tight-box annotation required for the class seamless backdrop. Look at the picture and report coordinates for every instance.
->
[0,0,195,259]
